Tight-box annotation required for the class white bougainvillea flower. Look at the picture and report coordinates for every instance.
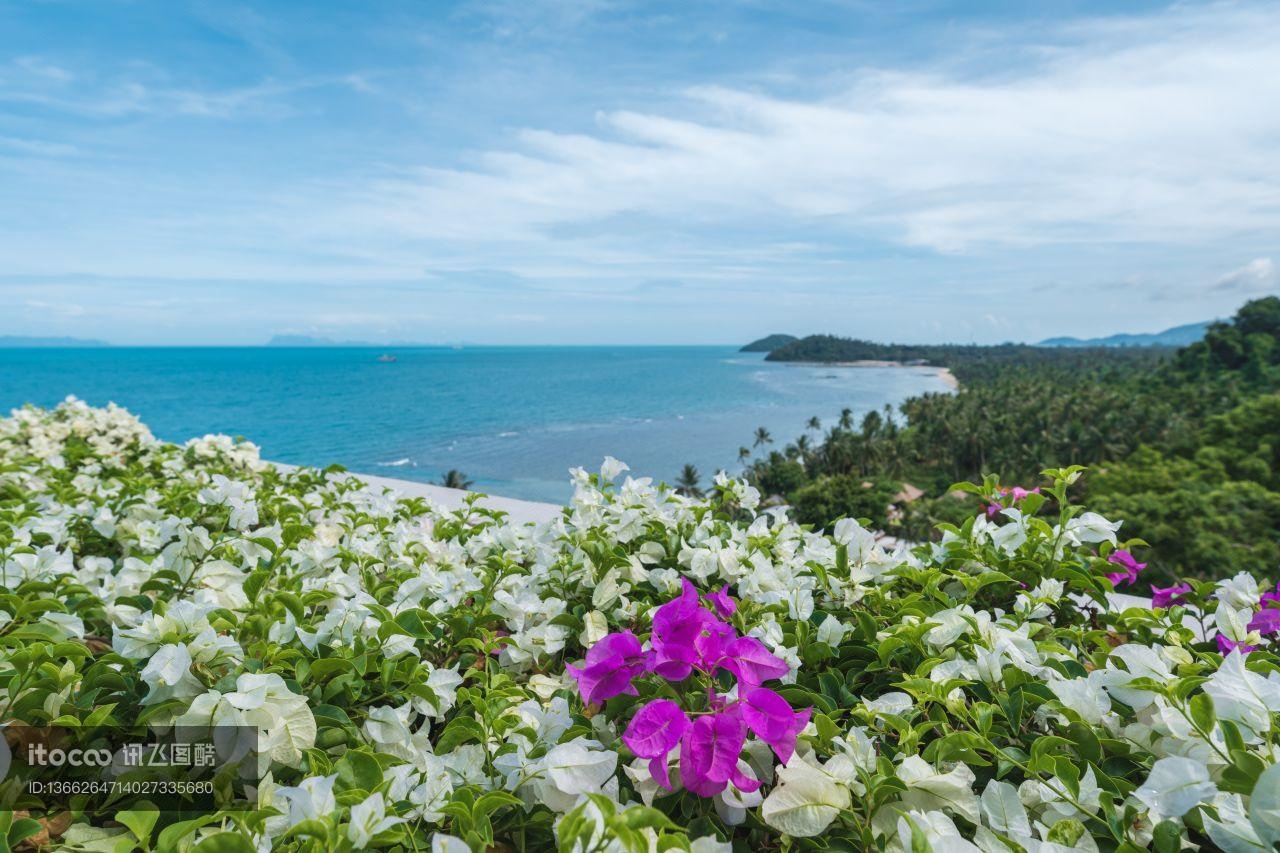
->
[139,642,205,708]
[1215,572,1262,610]
[896,809,982,853]
[535,739,619,813]
[347,792,405,848]
[275,774,337,827]
[1204,650,1280,739]
[1134,755,1217,819]
[894,755,981,825]
[761,753,852,838]
[1061,511,1122,545]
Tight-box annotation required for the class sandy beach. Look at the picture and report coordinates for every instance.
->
[784,359,960,390]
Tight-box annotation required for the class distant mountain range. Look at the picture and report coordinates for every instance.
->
[740,333,798,352]
[0,335,109,347]
[1037,320,1211,348]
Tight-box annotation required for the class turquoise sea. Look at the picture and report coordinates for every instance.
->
[0,347,952,502]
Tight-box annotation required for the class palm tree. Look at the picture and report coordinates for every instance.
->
[838,408,854,430]
[807,416,822,432]
[675,463,702,497]
[737,445,752,463]
[753,426,773,448]
[439,470,473,490]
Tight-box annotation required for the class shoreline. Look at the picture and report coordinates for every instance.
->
[781,359,959,390]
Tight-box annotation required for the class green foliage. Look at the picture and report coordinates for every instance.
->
[739,333,798,352]
[0,401,1277,851]
[788,475,897,528]
[1088,448,1280,585]
[748,297,1280,580]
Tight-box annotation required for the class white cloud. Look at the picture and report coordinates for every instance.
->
[0,56,365,119]
[1213,257,1277,293]
[25,298,86,317]
[342,1,1280,260]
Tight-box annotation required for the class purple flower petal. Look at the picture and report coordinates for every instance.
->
[1151,582,1192,608]
[740,686,795,740]
[1249,607,1280,635]
[652,579,700,640]
[622,699,690,759]
[679,707,746,797]
[649,755,673,790]
[729,763,762,793]
[1106,549,1147,587]
[1216,634,1258,654]
[693,618,736,673]
[649,655,694,682]
[706,585,737,619]
[651,579,715,680]
[740,686,810,763]
[567,630,647,705]
[721,636,790,687]
[584,630,642,664]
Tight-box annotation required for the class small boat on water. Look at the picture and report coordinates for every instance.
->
[377,354,397,363]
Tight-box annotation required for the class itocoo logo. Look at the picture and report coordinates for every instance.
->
[27,743,113,767]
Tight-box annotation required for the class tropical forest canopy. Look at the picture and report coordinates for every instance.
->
[743,297,1280,585]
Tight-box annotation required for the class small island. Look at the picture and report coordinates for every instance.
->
[739,333,798,352]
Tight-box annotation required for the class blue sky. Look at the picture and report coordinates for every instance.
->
[1,0,1277,345]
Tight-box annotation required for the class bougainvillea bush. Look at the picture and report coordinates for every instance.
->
[1,398,1279,852]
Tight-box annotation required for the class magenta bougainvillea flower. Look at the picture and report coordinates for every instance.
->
[1261,581,1280,609]
[986,485,1041,518]
[1105,549,1147,587]
[720,636,791,687]
[620,698,689,788]
[1216,634,1258,654]
[569,580,810,799]
[680,706,755,797]
[706,584,736,619]
[740,686,811,764]
[1150,582,1193,608]
[1249,607,1280,635]
[565,630,648,705]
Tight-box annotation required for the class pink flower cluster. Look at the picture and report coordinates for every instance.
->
[985,485,1040,519]
[1105,549,1147,587]
[1150,582,1192,608]
[567,579,810,799]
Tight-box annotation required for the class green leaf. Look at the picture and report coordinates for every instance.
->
[1045,818,1087,847]
[308,658,354,681]
[192,832,259,853]
[116,803,160,843]
[156,816,219,853]
[336,749,383,792]
[1221,719,1246,754]
[1067,721,1102,763]
[616,806,678,832]
[1152,820,1182,853]
[8,817,43,846]
[473,790,524,820]
[1187,694,1215,734]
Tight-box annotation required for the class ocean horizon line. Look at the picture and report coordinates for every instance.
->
[0,341,756,350]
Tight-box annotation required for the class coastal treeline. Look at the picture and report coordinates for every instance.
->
[743,297,1280,583]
